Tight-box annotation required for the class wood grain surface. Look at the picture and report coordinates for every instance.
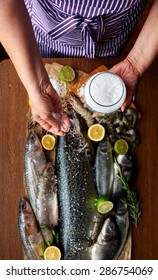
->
[0,57,158,260]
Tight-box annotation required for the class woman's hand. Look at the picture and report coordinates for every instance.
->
[109,58,142,111]
[29,83,70,136]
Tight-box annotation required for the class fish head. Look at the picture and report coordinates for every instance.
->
[68,110,94,160]
[117,153,135,183]
[99,136,112,154]
[26,131,43,154]
[19,198,37,235]
[117,154,132,167]
[19,198,32,215]
[42,162,55,181]
[69,110,82,137]
[19,199,33,227]
[115,201,129,226]
[25,131,46,174]
[115,201,128,217]
[98,217,118,244]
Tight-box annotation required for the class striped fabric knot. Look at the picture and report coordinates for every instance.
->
[48,14,95,39]
[48,14,99,57]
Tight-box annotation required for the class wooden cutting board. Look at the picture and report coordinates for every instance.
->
[25,62,131,260]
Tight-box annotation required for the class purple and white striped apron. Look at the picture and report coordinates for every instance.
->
[24,0,147,58]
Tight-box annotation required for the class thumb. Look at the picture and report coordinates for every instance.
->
[108,63,122,74]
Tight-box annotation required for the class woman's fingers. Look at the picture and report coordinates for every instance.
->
[60,113,70,132]
[36,115,65,136]
[30,83,71,136]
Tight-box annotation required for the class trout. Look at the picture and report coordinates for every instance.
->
[56,111,103,259]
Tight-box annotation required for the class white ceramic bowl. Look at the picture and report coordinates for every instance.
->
[84,72,126,114]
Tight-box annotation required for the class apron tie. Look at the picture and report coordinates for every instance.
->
[48,14,99,58]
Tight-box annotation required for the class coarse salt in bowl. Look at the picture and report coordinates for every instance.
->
[84,72,126,114]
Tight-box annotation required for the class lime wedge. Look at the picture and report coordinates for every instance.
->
[59,66,75,82]
[96,196,113,214]
[114,139,129,155]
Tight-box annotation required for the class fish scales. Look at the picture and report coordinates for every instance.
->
[36,162,58,229]
[56,112,103,260]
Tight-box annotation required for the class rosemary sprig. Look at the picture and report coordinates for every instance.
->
[115,158,141,227]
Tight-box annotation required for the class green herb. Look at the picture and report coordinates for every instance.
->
[115,158,141,226]
[41,240,47,254]
[39,224,59,246]
[39,223,51,230]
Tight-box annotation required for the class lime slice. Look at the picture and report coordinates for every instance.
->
[114,139,129,155]
[59,66,75,82]
[88,124,105,142]
[96,196,113,214]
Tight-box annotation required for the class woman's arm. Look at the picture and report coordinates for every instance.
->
[110,0,158,110]
[0,0,48,93]
[0,0,70,135]
[127,0,158,75]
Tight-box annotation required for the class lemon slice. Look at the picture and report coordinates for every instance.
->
[88,124,105,142]
[44,246,61,260]
[96,196,113,214]
[114,139,129,155]
[28,99,31,107]
[41,134,56,150]
[59,65,75,82]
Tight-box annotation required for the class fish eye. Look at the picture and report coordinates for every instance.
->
[29,132,36,142]
[47,167,53,172]
[48,167,51,171]
[21,202,26,209]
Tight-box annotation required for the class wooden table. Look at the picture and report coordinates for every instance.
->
[0,57,158,260]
